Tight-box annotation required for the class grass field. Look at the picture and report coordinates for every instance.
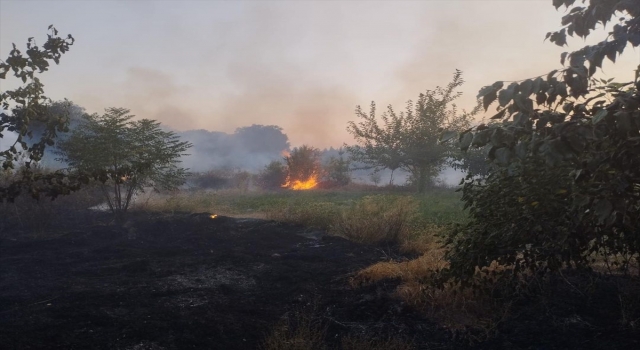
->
[143,186,465,226]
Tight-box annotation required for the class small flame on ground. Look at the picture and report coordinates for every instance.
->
[210,214,218,219]
[282,174,318,190]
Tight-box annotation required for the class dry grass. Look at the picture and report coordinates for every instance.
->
[330,196,418,245]
[262,309,414,350]
[262,311,327,350]
[340,335,413,350]
[352,244,514,343]
[265,201,339,231]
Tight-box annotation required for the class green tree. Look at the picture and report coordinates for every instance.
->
[347,70,477,193]
[57,108,192,222]
[346,102,405,185]
[258,160,288,190]
[0,26,79,201]
[323,149,351,186]
[442,0,640,279]
[283,145,321,189]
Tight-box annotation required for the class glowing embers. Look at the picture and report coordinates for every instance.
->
[281,173,318,190]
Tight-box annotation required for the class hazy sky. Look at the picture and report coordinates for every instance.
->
[2,0,639,148]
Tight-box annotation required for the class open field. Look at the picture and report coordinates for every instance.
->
[1,187,639,349]
[143,187,465,226]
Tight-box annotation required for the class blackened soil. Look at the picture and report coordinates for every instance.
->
[0,212,445,350]
[1,212,639,349]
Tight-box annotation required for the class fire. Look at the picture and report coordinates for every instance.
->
[282,174,318,190]
[210,214,218,219]
[281,149,291,157]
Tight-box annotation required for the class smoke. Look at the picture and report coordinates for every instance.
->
[179,125,290,172]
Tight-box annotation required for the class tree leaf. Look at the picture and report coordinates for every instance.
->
[471,129,491,148]
[440,129,458,143]
[498,86,514,107]
[490,108,507,120]
[594,199,613,224]
[483,89,498,111]
[460,132,473,151]
[592,109,609,124]
[494,147,512,164]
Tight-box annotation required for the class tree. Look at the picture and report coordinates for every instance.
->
[323,149,351,187]
[282,145,321,189]
[346,102,405,185]
[369,172,382,186]
[442,0,640,279]
[57,108,192,222]
[258,160,288,190]
[233,124,290,154]
[0,26,79,201]
[347,70,477,193]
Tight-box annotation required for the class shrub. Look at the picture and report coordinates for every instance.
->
[188,170,231,190]
[331,195,417,245]
[57,108,191,223]
[258,161,287,190]
[265,201,339,231]
[262,310,327,350]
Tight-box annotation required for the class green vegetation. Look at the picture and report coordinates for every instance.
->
[57,107,192,222]
[346,70,478,193]
[147,188,463,224]
[0,26,82,202]
[442,0,640,280]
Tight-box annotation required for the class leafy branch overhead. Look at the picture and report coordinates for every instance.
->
[0,26,77,202]
[441,0,640,280]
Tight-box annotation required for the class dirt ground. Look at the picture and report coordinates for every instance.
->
[1,211,638,349]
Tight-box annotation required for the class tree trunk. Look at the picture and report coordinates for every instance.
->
[389,169,395,186]
[417,166,428,194]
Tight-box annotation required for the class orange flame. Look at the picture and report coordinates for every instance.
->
[282,174,318,190]
[210,214,218,219]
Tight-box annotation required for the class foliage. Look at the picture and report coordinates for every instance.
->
[284,145,321,183]
[233,124,290,153]
[369,172,382,186]
[188,170,232,189]
[347,70,477,193]
[442,0,640,279]
[322,149,351,187]
[0,26,82,201]
[450,145,492,178]
[57,107,192,221]
[332,195,418,245]
[346,102,406,185]
[258,160,288,190]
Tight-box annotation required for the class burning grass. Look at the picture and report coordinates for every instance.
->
[281,173,319,190]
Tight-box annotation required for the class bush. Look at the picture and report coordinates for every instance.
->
[257,161,287,190]
[265,201,339,231]
[188,170,232,189]
[332,195,418,245]
[57,108,191,223]
[0,165,104,236]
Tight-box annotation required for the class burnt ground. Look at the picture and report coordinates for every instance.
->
[0,211,446,350]
[1,211,639,349]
